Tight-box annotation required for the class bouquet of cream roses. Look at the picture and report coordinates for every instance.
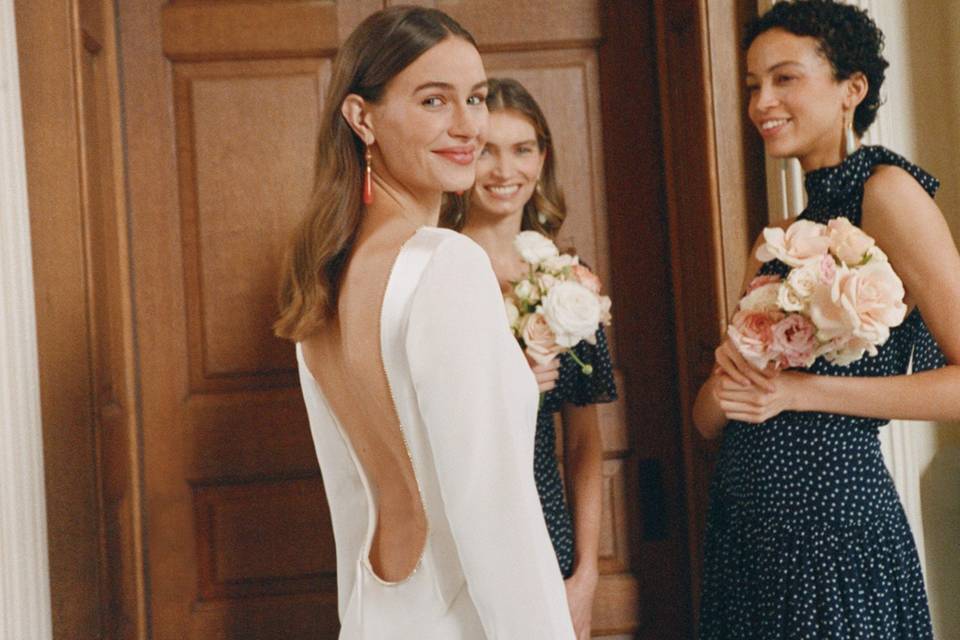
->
[729,217,907,369]
[505,231,612,374]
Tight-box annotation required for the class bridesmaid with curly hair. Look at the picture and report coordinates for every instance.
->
[694,1,960,638]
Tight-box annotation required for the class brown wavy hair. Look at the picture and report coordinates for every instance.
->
[274,7,477,341]
[441,77,566,239]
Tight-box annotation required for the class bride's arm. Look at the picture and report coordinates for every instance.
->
[406,235,575,639]
[717,167,960,423]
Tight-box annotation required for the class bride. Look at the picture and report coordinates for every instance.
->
[274,7,575,639]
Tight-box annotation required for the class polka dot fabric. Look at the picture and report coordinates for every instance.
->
[536,325,617,578]
[699,146,946,639]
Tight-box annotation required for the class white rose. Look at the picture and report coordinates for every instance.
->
[542,253,578,274]
[538,273,559,292]
[786,263,819,300]
[513,279,540,305]
[777,283,805,312]
[739,282,780,313]
[513,230,559,265]
[821,335,875,366]
[540,281,601,348]
[504,298,521,333]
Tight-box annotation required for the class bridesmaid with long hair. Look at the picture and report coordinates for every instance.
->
[694,1,960,638]
[276,9,575,638]
[443,77,617,640]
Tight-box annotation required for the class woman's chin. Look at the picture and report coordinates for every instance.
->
[440,178,476,194]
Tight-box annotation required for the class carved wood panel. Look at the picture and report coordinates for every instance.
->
[173,59,328,391]
[115,1,656,638]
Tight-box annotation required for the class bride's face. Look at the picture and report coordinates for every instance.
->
[746,28,850,168]
[369,37,489,196]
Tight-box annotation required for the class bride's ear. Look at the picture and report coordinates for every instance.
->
[341,94,375,146]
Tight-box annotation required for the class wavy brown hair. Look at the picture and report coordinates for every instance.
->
[441,77,566,239]
[274,7,477,341]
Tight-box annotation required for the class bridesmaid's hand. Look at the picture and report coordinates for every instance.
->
[714,336,778,391]
[564,567,598,640]
[715,370,806,423]
[528,355,560,393]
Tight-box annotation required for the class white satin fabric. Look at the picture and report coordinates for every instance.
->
[297,227,575,639]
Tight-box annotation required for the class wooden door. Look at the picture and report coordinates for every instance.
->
[115,1,661,638]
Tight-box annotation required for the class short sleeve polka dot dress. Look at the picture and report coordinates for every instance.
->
[699,146,946,640]
[536,326,617,578]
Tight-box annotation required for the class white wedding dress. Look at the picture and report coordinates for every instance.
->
[296,227,575,639]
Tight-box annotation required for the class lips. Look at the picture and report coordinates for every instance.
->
[482,184,522,199]
[758,117,791,138]
[433,146,476,166]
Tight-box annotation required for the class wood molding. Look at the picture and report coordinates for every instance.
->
[599,1,691,637]
[0,0,53,636]
[16,0,149,637]
[654,0,767,631]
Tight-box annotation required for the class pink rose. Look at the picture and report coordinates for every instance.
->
[771,314,818,368]
[747,275,782,293]
[598,295,612,325]
[572,264,603,294]
[810,261,907,347]
[756,220,831,267]
[521,312,562,365]
[818,253,837,285]
[727,309,784,369]
[827,217,876,266]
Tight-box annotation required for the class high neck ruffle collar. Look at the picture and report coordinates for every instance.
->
[803,145,873,204]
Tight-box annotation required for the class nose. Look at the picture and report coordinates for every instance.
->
[450,102,484,141]
[753,81,779,112]
[489,152,512,179]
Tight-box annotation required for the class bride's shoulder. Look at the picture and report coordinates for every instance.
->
[417,228,492,273]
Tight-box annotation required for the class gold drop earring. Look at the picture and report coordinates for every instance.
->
[844,112,858,157]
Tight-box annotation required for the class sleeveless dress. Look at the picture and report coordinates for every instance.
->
[536,328,617,577]
[699,146,946,640]
[297,227,575,639]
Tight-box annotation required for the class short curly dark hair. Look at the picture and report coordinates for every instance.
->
[744,0,888,136]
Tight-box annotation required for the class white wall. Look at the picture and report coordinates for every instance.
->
[0,1,53,638]
[838,2,960,637]
[880,2,960,637]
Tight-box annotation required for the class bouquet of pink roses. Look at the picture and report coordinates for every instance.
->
[505,231,612,374]
[729,217,908,369]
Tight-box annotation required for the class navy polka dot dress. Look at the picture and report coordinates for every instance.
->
[699,146,946,639]
[536,326,617,578]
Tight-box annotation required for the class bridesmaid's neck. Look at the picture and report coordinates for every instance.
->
[798,136,860,173]
[461,207,526,281]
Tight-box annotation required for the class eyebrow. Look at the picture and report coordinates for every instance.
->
[745,60,803,78]
[412,80,489,94]
[485,139,538,148]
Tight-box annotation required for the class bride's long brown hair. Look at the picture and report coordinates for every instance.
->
[275,8,477,341]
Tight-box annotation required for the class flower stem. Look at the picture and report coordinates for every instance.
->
[568,349,593,375]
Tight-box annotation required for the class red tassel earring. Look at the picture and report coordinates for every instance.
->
[363,146,374,205]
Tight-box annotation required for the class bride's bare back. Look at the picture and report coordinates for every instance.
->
[301,223,427,583]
